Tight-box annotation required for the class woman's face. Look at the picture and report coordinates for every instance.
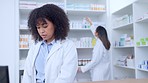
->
[94,31,99,38]
[36,19,55,43]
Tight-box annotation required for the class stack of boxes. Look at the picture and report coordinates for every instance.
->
[136,38,148,46]
[70,37,96,48]
[138,60,148,70]
[114,34,134,47]
[67,3,105,11]
[113,14,133,27]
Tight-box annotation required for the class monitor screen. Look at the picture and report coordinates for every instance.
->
[0,66,9,83]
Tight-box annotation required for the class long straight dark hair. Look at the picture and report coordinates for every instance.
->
[96,26,110,50]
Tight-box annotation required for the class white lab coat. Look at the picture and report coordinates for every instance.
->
[22,39,78,83]
[81,38,111,81]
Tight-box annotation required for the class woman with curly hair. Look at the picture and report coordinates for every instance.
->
[22,4,78,83]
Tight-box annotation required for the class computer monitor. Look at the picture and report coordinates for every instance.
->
[0,66,9,83]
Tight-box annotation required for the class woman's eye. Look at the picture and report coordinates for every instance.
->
[36,26,40,29]
[43,24,48,28]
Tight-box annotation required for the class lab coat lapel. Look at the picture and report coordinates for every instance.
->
[46,40,62,62]
[31,42,42,69]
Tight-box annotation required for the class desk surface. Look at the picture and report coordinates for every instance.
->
[79,79,148,83]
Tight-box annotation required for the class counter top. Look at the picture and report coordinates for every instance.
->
[79,78,148,83]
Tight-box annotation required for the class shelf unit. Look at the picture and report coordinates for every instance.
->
[111,0,148,80]
[19,0,107,83]
[133,0,148,79]
[67,0,107,82]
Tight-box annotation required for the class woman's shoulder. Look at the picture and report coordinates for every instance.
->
[57,39,75,49]
[96,39,105,48]
[28,41,42,51]
[96,38,102,45]
[61,38,75,46]
[30,41,41,47]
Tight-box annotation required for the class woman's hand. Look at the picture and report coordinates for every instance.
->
[85,17,92,26]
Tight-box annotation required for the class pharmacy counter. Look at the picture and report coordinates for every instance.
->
[79,78,148,83]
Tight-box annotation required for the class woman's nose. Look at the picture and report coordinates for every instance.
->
[40,28,45,33]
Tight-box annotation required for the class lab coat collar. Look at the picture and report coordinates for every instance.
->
[31,40,64,68]
[45,39,64,62]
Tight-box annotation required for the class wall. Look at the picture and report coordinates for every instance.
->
[110,0,136,14]
[0,0,19,83]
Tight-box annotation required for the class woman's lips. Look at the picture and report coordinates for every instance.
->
[41,35,46,38]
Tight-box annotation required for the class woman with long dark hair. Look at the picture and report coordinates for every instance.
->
[79,18,111,81]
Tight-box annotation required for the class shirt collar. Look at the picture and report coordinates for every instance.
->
[41,39,55,46]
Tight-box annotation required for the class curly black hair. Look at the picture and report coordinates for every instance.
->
[28,4,69,43]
